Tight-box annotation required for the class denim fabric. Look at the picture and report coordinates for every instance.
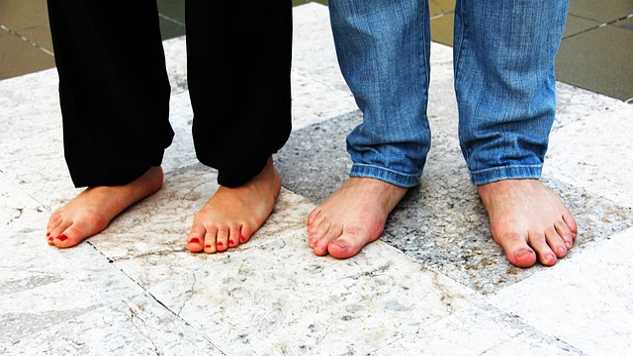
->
[329,0,569,187]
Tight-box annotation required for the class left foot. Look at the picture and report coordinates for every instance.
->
[478,179,577,268]
[186,157,281,254]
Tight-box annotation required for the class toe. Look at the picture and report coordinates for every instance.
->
[528,231,558,266]
[203,227,218,254]
[228,226,240,248]
[307,207,322,226]
[327,235,364,259]
[563,210,578,236]
[215,228,229,252]
[308,217,330,248]
[497,232,537,268]
[187,225,206,252]
[46,214,63,235]
[51,226,84,248]
[48,220,72,243]
[239,225,253,245]
[546,226,568,258]
[556,218,575,249]
[313,227,341,256]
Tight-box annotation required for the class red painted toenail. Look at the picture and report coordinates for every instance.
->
[48,237,54,242]
[239,236,247,243]
[46,232,50,237]
[217,241,223,247]
[205,244,212,248]
[189,237,200,244]
[229,240,235,245]
[57,234,68,242]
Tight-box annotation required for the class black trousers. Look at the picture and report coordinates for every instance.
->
[47,1,292,188]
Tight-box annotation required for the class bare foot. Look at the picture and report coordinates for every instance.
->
[46,166,164,248]
[186,157,281,254]
[478,179,577,268]
[307,177,408,259]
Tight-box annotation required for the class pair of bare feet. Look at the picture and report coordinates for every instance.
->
[47,157,281,253]
[308,177,577,267]
[46,158,577,268]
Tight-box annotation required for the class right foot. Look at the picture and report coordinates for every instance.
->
[186,156,281,254]
[307,177,408,259]
[46,166,164,248]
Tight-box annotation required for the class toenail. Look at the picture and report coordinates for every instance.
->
[205,244,212,248]
[557,247,566,255]
[46,232,50,237]
[565,242,572,249]
[48,236,54,242]
[239,236,246,243]
[516,249,532,258]
[57,234,68,242]
[217,241,223,247]
[229,239,235,245]
[189,237,200,244]
[546,254,555,262]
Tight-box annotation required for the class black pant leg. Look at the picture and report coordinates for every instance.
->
[47,0,174,187]
[186,1,293,188]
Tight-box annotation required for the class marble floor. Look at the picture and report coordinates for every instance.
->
[1,4,632,356]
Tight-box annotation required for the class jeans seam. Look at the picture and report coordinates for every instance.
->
[352,163,422,178]
[453,0,466,87]
[421,0,430,88]
[470,164,543,175]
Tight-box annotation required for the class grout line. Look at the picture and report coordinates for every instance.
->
[430,11,454,21]
[0,24,54,56]
[158,13,186,28]
[563,13,633,40]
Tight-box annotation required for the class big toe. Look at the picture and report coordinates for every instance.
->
[327,237,364,259]
[497,233,538,268]
[51,228,85,249]
[187,236,204,252]
[506,247,538,268]
[187,225,207,252]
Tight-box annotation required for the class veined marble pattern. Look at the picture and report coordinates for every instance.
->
[1,3,632,355]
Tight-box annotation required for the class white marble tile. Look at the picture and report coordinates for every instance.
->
[162,36,189,95]
[371,303,582,356]
[545,105,633,207]
[291,72,357,130]
[429,42,455,83]
[1,298,221,356]
[137,236,478,355]
[554,82,630,130]
[484,333,584,356]
[292,3,349,93]
[72,163,479,355]
[0,173,37,233]
[0,125,77,210]
[0,69,61,147]
[488,228,633,356]
[0,191,220,355]
[161,92,197,173]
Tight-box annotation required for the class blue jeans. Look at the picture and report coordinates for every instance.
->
[328,0,569,187]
